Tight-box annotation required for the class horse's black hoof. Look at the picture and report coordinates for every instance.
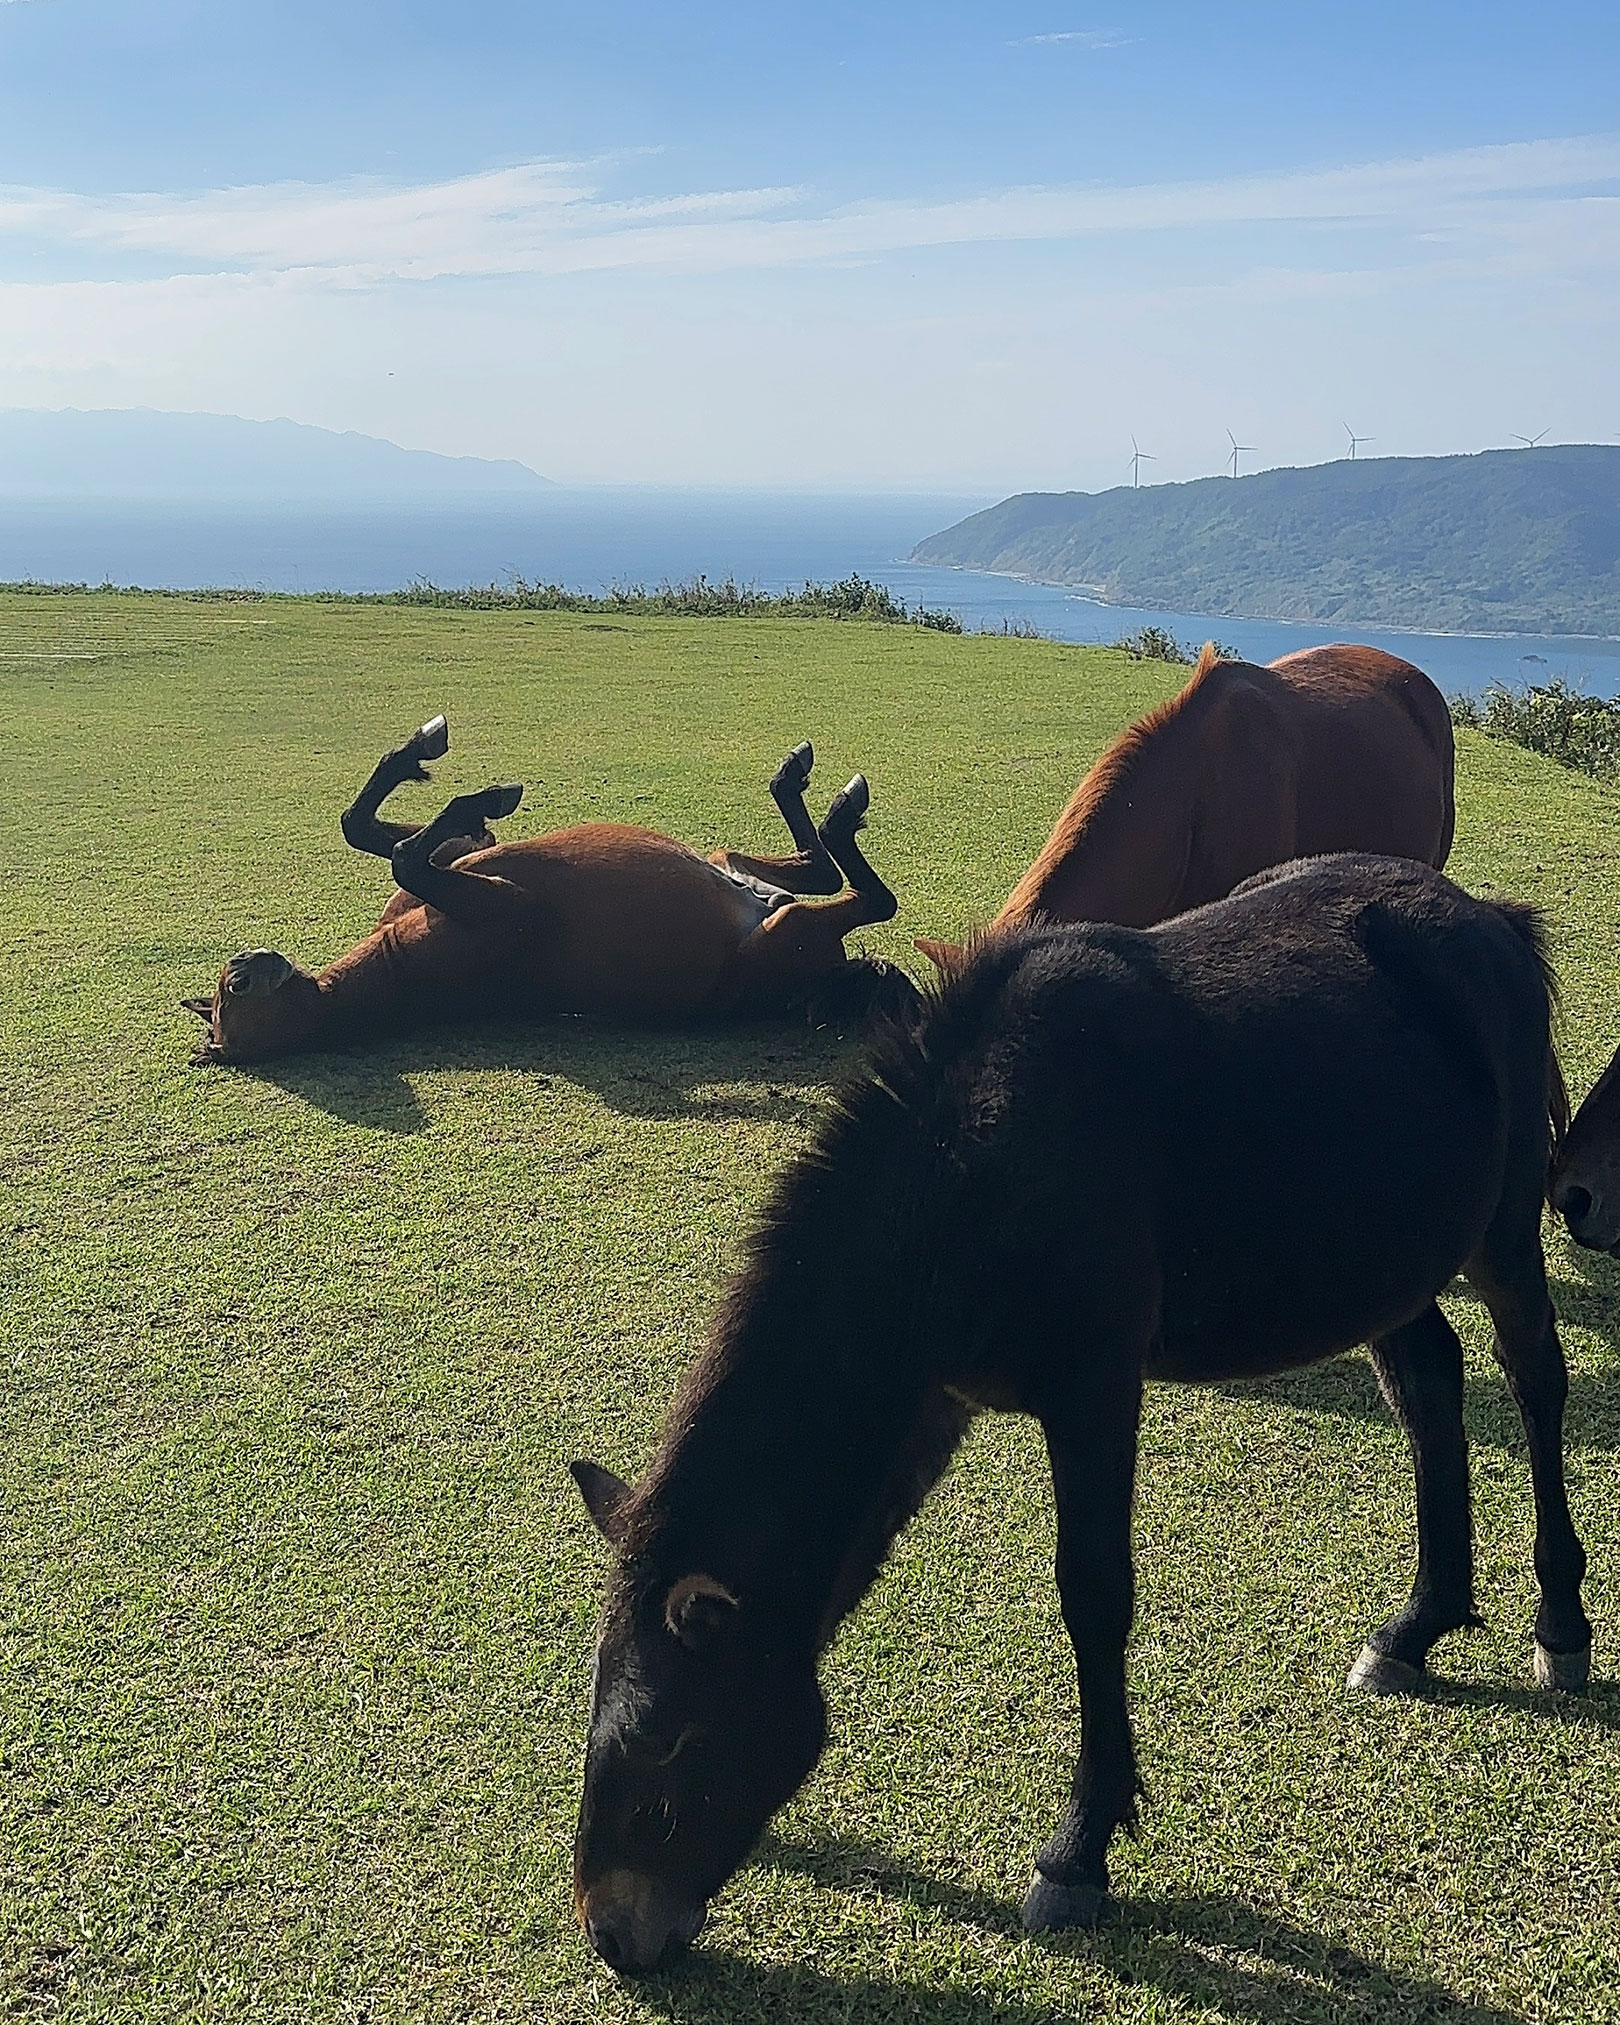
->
[772,741,814,795]
[415,714,450,761]
[1347,1644,1425,1696]
[1534,1640,1592,1692]
[824,773,870,831]
[1021,1871,1105,1933]
[486,783,524,820]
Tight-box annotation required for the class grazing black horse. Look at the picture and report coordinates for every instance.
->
[569,854,1591,1974]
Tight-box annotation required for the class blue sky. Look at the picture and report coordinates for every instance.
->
[0,1,1616,487]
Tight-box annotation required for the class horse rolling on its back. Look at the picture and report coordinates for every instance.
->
[918,645,1454,970]
[184,718,914,1063]
[571,854,1589,1974]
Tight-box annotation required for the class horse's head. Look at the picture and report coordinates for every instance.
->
[569,1460,827,1976]
[1554,1043,1620,1252]
[803,955,924,1034]
[181,948,324,1064]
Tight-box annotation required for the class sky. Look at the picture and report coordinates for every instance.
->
[0,0,1617,491]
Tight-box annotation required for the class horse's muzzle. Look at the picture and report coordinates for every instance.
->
[580,1871,707,1975]
[1554,1182,1620,1253]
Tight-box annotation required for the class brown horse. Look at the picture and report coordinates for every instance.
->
[1552,1041,1620,1249]
[570,854,1587,1973]
[916,643,1454,968]
[183,718,911,1064]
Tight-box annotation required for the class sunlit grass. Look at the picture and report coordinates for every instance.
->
[2,593,1617,2022]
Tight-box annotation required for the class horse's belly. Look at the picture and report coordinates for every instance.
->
[1149,1150,1495,1382]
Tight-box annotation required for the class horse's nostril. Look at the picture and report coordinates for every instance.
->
[587,1915,629,1971]
[1563,1185,1594,1224]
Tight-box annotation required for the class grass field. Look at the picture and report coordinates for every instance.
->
[3,592,1618,2024]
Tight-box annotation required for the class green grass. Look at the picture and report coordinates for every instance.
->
[2,592,1618,2024]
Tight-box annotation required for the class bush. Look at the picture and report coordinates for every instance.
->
[0,572,966,631]
[386,572,965,631]
[1449,679,1620,779]
[1110,627,1240,665]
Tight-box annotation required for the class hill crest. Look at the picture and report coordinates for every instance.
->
[911,445,1620,638]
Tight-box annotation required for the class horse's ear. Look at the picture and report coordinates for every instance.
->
[663,1573,739,1650]
[914,938,963,976]
[179,996,214,1021]
[571,1460,633,1544]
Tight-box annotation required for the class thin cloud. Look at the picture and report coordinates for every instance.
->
[1011,30,1136,48]
[0,135,1616,289]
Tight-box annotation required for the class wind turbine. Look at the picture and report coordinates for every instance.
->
[1226,428,1256,478]
[1130,435,1156,488]
[1512,428,1550,449]
[1344,423,1374,459]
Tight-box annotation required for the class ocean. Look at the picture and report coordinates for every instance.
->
[3,488,1616,699]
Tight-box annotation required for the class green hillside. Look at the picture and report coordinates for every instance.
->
[912,445,1620,637]
[4,593,1620,2020]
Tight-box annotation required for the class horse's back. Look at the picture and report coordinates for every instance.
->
[1261,645,1455,868]
[927,856,1548,1386]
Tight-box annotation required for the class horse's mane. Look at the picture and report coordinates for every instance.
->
[1008,646,1229,903]
[1061,643,1223,832]
[630,939,1032,1536]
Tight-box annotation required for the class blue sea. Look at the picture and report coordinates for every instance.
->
[3,487,1616,699]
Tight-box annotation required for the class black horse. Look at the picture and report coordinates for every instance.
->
[569,854,1591,1974]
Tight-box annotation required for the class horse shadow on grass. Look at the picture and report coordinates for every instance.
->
[627,1835,1527,2024]
[239,1014,862,1136]
[1217,1267,1620,1453]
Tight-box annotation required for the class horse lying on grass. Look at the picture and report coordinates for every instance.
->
[184,718,914,1064]
[571,853,1589,1974]
[916,643,1454,970]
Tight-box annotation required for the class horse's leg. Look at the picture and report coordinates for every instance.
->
[1349,1303,1478,1693]
[390,785,529,930]
[341,715,462,859]
[1022,1368,1144,1933]
[712,741,843,895]
[1464,1230,1592,1689]
[816,774,898,923]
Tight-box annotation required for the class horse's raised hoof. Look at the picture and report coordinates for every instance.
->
[415,714,450,760]
[1021,1871,1106,1934]
[1534,1640,1592,1692]
[1347,1644,1426,1696]
[823,773,870,833]
[771,741,814,796]
[485,783,524,821]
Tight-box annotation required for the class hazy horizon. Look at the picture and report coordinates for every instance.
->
[3,403,1614,504]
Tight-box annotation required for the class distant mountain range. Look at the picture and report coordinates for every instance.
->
[911,446,1620,638]
[0,408,554,505]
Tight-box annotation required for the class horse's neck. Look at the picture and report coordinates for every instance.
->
[998,729,1195,931]
[645,1287,945,1649]
[315,918,467,1036]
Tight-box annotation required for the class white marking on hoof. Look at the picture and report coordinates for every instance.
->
[416,714,449,760]
[1347,1645,1425,1695]
[1534,1641,1592,1692]
[1021,1870,1105,1933]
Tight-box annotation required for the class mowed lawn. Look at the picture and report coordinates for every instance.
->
[3,591,1619,2025]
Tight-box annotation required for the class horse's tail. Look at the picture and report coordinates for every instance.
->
[1356,886,1567,1202]
[1491,898,1568,1195]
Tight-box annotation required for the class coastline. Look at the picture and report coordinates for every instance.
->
[905,557,1620,649]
